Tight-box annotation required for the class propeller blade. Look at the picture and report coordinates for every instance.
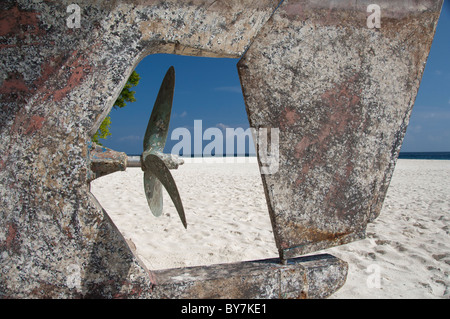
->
[143,152,187,229]
[143,66,175,152]
[143,171,163,217]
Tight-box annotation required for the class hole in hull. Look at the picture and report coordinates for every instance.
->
[90,54,278,270]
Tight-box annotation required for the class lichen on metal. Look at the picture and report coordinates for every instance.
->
[238,0,443,260]
[0,0,443,298]
[151,254,348,299]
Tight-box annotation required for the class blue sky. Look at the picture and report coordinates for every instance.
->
[103,2,450,155]
[401,0,450,152]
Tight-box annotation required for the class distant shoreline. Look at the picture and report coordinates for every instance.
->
[398,152,450,160]
[128,152,450,160]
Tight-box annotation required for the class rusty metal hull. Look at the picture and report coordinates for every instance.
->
[0,0,442,298]
[151,254,348,299]
[238,0,443,259]
[0,0,281,299]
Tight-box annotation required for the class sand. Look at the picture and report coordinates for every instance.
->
[90,158,450,299]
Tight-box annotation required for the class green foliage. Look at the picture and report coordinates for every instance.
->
[92,70,141,145]
[91,114,111,144]
[112,70,141,109]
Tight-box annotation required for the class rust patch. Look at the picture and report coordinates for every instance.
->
[34,54,67,89]
[0,73,30,95]
[24,115,45,135]
[0,54,67,105]
[281,107,301,131]
[113,282,145,299]
[284,222,352,248]
[0,6,41,38]
[5,223,18,248]
[298,290,308,299]
[10,110,46,136]
[53,55,92,102]
[297,74,362,154]
[63,226,73,240]
[294,74,362,185]
[1,222,21,254]
[0,72,31,103]
[30,282,63,298]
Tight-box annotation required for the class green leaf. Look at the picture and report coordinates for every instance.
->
[92,115,111,146]
[92,70,140,144]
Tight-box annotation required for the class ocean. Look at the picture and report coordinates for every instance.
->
[181,152,450,160]
[398,152,450,160]
[132,152,450,160]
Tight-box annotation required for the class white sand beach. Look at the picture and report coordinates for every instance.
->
[90,158,450,299]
